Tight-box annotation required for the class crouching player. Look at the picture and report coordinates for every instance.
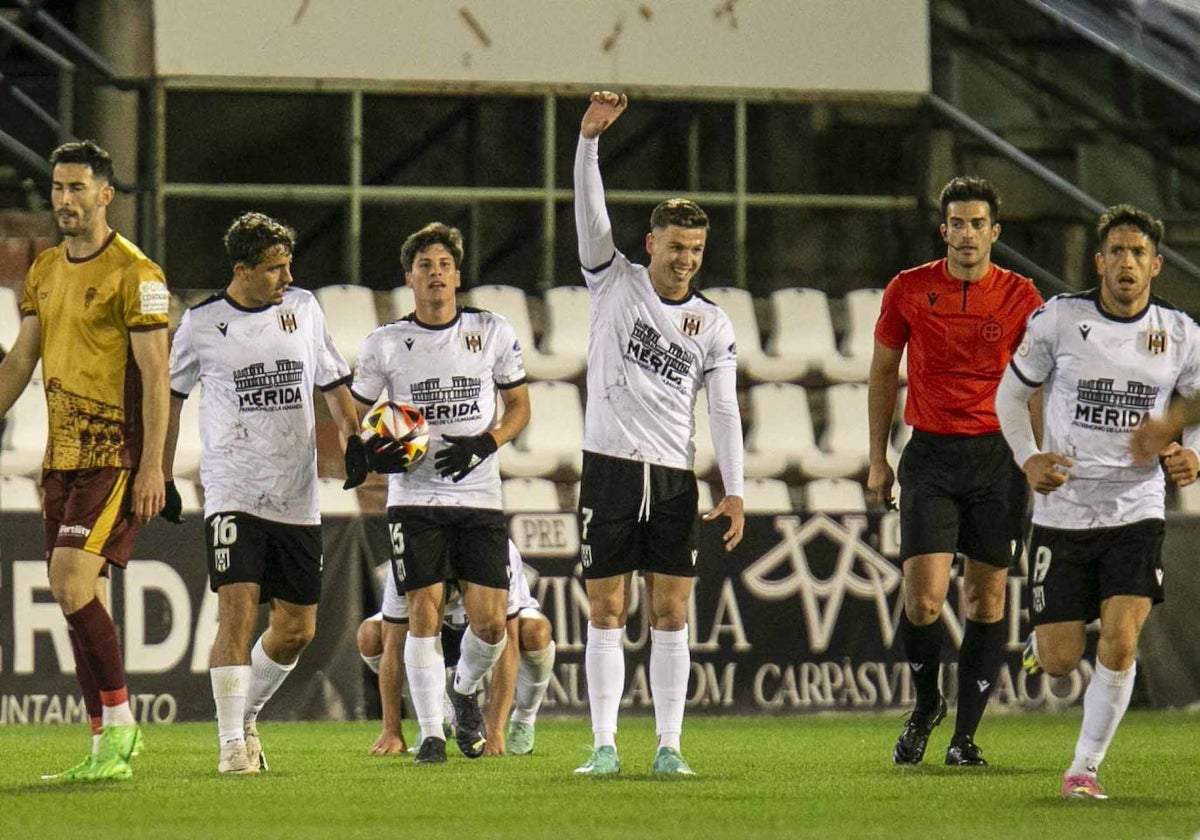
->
[357,539,556,756]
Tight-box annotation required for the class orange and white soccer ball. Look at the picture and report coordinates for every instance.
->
[361,401,430,467]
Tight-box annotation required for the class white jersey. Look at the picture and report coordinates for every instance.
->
[169,288,350,525]
[1011,289,1200,528]
[379,540,539,622]
[352,308,526,510]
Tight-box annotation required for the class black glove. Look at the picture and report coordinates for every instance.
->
[364,433,411,474]
[343,434,370,489]
[434,433,498,482]
[159,479,184,523]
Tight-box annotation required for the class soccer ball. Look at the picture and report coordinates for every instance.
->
[361,401,430,467]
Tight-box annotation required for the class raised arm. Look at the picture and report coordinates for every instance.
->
[574,91,627,271]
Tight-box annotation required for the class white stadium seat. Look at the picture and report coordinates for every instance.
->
[699,286,765,376]
[1,373,46,477]
[748,287,836,382]
[500,380,584,479]
[174,479,204,513]
[0,474,41,511]
[315,284,380,368]
[696,479,716,513]
[823,288,889,383]
[540,285,590,377]
[172,391,203,479]
[0,286,20,351]
[317,477,361,515]
[468,284,582,381]
[803,477,867,513]
[502,477,562,512]
[743,382,819,479]
[798,383,890,479]
[741,477,794,513]
[390,285,415,320]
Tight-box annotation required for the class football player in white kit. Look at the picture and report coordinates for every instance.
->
[572,92,745,778]
[357,540,555,757]
[165,212,367,775]
[995,205,1200,800]
[352,222,531,764]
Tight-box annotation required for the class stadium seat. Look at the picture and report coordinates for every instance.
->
[743,382,819,479]
[502,477,562,512]
[823,288,909,383]
[467,284,582,381]
[0,286,20,351]
[317,477,361,515]
[540,285,590,376]
[390,285,415,320]
[1,374,46,477]
[174,478,204,513]
[500,380,584,479]
[1177,480,1200,513]
[315,284,380,368]
[748,287,836,382]
[699,286,765,377]
[803,477,867,513]
[696,479,716,513]
[0,473,41,511]
[741,477,794,513]
[798,383,886,479]
[172,392,203,479]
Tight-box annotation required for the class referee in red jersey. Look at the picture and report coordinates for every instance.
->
[867,177,1043,767]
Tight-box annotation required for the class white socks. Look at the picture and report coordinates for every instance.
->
[1070,660,1136,776]
[650,626,690,751]
[101,701,135,727]
[512,642,556,726]
[453,626,507,696]
[404,634,446,742]
[244,636,297,725]
[210,665,252,746]
[585,624,624,749]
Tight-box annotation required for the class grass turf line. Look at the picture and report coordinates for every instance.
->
[0,712,1197,840]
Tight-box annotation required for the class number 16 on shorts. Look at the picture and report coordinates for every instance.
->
[211,514,238,573]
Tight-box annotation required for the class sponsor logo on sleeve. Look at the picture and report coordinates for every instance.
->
[139,281,170,316]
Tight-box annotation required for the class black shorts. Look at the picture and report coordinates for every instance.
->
[387,506,508,593]
[577,451,699,580]
[1027,519,1164,626]
[204,512,323,605]
[897,430,1027,568]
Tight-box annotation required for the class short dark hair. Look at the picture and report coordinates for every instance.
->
[939,176,1001,224]
[650,199,709,231]
[49,140,114,183]
[1097,204,1164,251]
[223,212,295,269]
[400,222,464,272]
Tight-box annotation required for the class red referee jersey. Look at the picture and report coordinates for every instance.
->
[875,259,1042,436]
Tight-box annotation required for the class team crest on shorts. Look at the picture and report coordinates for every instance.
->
[277,309,298,333]
[1144,329,1167,355]
[681,313,703,336]
[463,331,483,353]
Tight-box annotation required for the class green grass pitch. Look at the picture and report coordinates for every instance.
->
[1,712,1197,840]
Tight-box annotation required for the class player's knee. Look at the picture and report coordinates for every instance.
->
[274,624,316,658]
[520,616,552,651]
[357,620,382,658]
[1039,644,1084,676]
[962,590,1005,623]
[904,594,943,626]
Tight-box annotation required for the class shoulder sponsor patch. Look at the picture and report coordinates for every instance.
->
[139,280,170,316]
